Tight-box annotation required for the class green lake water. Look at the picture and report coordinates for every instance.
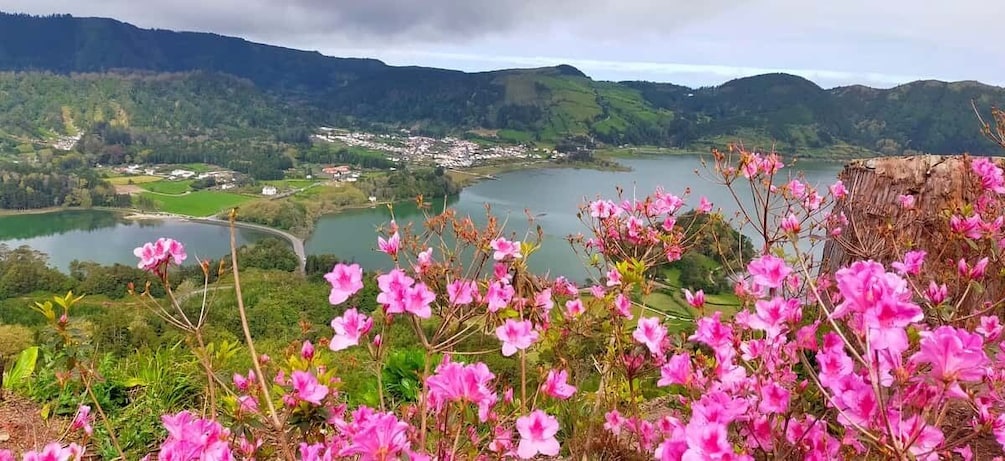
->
[0,156,844,279]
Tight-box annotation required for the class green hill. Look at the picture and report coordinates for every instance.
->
[1,12,1004,159]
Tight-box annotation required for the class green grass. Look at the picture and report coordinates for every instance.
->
[140,180,193,195]
[107,175,161,185]
[176,163,214,173]
[140,191,255,216]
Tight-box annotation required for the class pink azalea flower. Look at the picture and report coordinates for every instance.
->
[133,237,187,272]
[978,316,1003,342]
[780,213,800,233]
[291,371,328,405]
[376,269,415,315]
[898,194,916,209]
[377,231,400,257]
[565,298,585,318]
[300,340,315,360]
[425,359,497,421]
[534,288,554,314]
[342,411,412,461]
[757,382,790,414]
[540,369,577,400]
[495,319,539,356]
[490,237,522,261]
[633,317,667,356]
[70,404,93,436]
[697,196,713,213]
[924,281,948,305]
[22,443,85,461]
[447,279,478,306]
[159,411,232,461]
[403,282,435,318]
[589,199,621,218]
[689,312,734,350]
[324,263,364,305]
[891,250,926,276]
[613,293,632,319]
[606,268,622,286]
[683,289,705,308]
[787,179,807,198]
[330,308,373,351]
[415,247,433,272]
[658,353,694,387]
[516,410,561,459]
[604,410,625,435]
[0,450,11,461]
[829,180,848,199]
[972,157,1005,194]
[958,257,990,279]
[747,255,792,289]
[485,281,515,313]
[911,326,988,395]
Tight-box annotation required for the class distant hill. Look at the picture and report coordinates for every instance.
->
[1,12,1004,158]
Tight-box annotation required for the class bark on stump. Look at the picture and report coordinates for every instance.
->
[820,154,1005,316]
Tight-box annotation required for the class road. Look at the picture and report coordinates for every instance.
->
[190,217,307,275]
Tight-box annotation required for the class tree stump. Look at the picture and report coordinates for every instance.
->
[820,154,1005,316]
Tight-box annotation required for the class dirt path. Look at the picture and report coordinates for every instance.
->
[0,393,67,455]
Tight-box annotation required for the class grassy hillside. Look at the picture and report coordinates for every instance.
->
[1,12,1005,159]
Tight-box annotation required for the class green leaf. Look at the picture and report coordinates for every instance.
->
[3,346,38,389]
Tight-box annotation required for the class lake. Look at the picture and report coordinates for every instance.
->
[304,155,845,281]
[0,210,279,271]
[0,156,845,279]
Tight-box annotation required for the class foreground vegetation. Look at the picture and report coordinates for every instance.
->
[8,136,1005,460]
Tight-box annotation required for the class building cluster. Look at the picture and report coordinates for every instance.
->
[314,128,533,168]
[320,165,360,182]
[52,133,82,151]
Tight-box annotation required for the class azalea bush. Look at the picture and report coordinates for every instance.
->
[8,147,1005,460]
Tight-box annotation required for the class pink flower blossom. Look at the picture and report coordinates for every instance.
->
[291,371,328,405]
[342,411,411,461]
[606,268,622,286]
[757,382,790,414]
[924,281,948,305]
[565,298,585,318]
[613,293,632,319]
[495,319,539,356]
[377,231,400,257]
[540,369,577,400]
[133,238,187,272]
[159,411,232,461]
[534,288,555,314]
[633,317,667,356]
[0,450,11,461]
[425,359,496,421]
[747,255,792,289]
[978,316,1003,342]
[300,340,315,360]
[70,405,93,436]
[683,289,705,308]
[415,247,433,272]
[330,308,373,351]
[490,237,522,261]
[324,263,364,305]
[972,157,1005,194]
[403,282,435,318]
[604,410,625,435]
[912,326,988,395]
[589,199,621,218]
[22,443,85,461]
[376,269,415,315]
[485,281,515,313]
[658,353,694,387]
[898,194,916,209]
[780,213,800,233]
[447,279,478,305]
[891,250,926,276]
[958,257,990,279]
[697,196,713,213]
[515,410,561,459]
[829,180,848,199]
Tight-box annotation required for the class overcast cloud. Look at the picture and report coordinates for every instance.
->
[2,0,1003,88]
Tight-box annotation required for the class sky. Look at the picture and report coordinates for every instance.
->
[2,0,1003,89]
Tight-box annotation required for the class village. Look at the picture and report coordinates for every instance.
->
[313,127,544,168]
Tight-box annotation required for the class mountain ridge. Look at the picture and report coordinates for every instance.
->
[1,11,1004,157]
